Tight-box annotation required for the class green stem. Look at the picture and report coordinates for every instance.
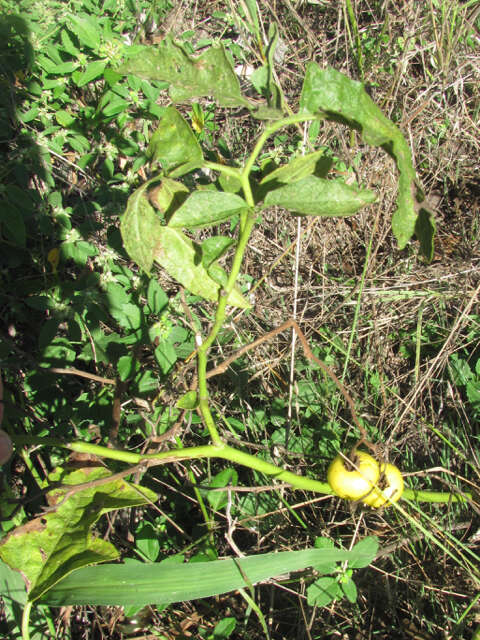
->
[243,113,319,180]
[22,601,32,640]
[196,210,257,445]
[11,435,470,504]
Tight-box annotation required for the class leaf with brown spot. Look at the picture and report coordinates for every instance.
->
[0,465,156,602]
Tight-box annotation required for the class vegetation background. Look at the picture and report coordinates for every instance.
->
[0,0,479,638]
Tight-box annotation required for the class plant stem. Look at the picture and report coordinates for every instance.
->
[10,435,471,504]
[22,601,32,640]
[243,113,319,180]
[196,209,256,445]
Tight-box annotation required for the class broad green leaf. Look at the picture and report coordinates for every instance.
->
[67,14,100,50]
[55,110,76,127]
[466,381,480,412]
[0,465,157,602]
[299,65,435,256]
[121,184,163,274]
[263,175,376,216]
[449,354,472,386]
[307,576,342,607]
[117,355,136,381]
[75,59,106,86]
[348,536,379,568]
[260,150,325,185]
[42,544,376,606]
[147,107,203,177]
[201,236,234,268]
[153,227,250,309]
[213,617,236,638]
[0,205,26,246]
[118,37,250,109]
[168,191,248,229]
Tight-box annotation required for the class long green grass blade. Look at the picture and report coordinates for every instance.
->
[42,542,378,607]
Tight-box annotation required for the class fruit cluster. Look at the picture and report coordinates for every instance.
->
[327,451,404,508]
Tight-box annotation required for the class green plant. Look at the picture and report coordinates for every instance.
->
[2,21,477,640]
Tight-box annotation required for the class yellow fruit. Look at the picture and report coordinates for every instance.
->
[361,462,404,508]
[327,451,380,501]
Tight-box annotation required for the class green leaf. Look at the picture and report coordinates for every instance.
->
[414,206,436,263]
[0,558,27,605]
[306,576,342,607]
[213,617,236,638]
[55,110,76,127]
[42,545,373,606]
[201,236,234,268]
[146,279,168,314]
[260,150,325,185]
[154,341,177,375]
[466,381,480,413]
[299,65,435,256]
[118,37,250,109]
[67,14,100,50]
[75,59,106,86]
[147,107,203,177]
[153,227,251,309]
[176,390,198,410]
[168,191,248,229]
[348,536,378,568]
[312,537,338,574]
[0,205,26,246]
[449,354,472,386]
[341,577,358,603]
[0,465,156,602]
[263,175,376,216]
[135,522,160,562]
[117,355,136,381]
[121,184,163,273]
[204,468,238,511]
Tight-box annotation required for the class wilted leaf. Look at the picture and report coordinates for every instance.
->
[118,37,250,109]
[299,65,435,256]
[148,177,189,214]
